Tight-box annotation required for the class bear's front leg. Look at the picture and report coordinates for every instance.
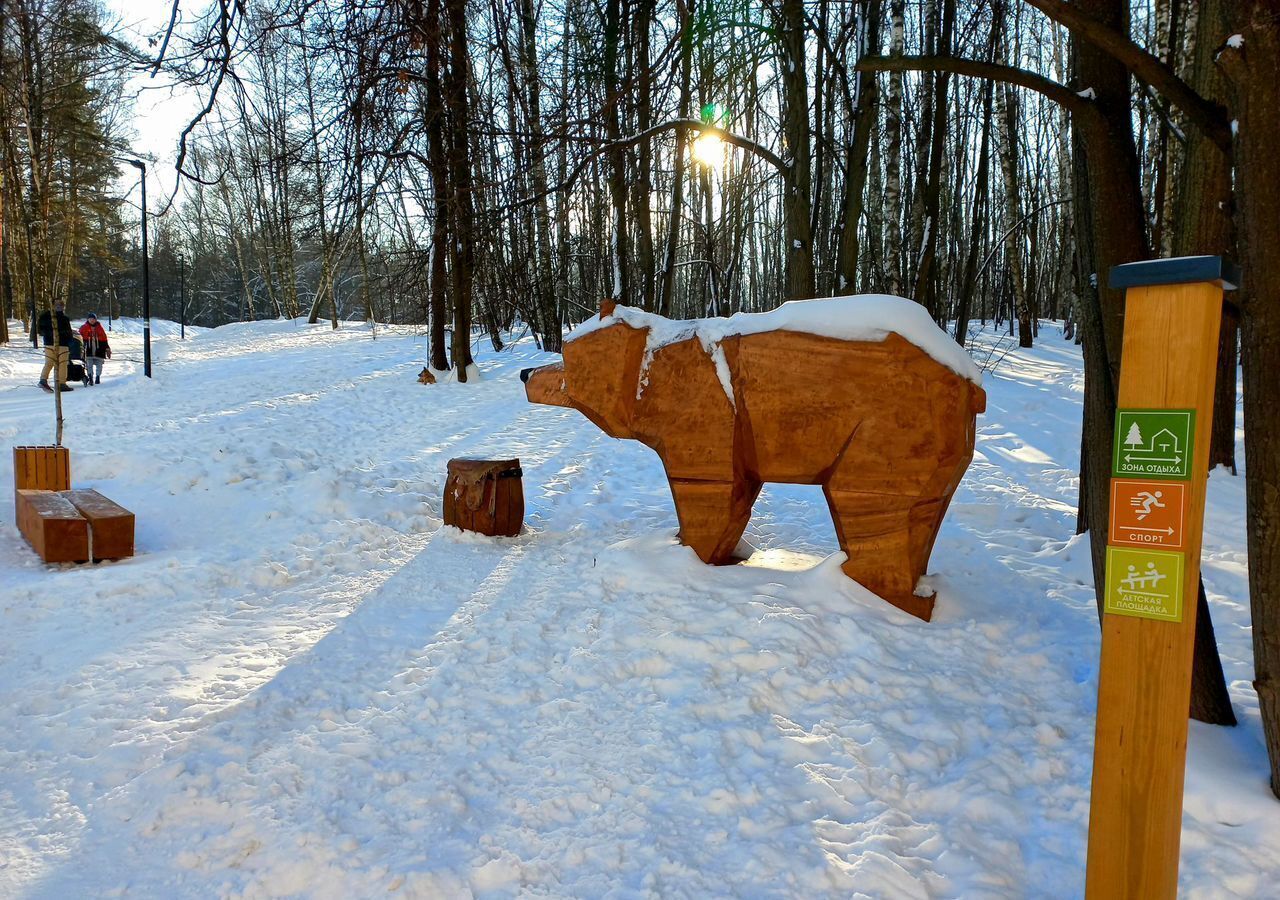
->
[668,477,761,565]
[824,488,936,621]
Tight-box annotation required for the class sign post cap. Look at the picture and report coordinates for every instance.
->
[1108,255,1240,291]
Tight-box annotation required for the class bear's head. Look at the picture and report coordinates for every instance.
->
[524,317,648,441]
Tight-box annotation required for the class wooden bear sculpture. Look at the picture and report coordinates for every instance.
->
[523,296,985,621]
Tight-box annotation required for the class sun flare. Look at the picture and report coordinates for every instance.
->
[692,132,723,169]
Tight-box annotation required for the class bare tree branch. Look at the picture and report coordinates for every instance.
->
[151,1,181,77]
[857,54,1100,117]
[1020,0,1231,151]
[501,118,787,220]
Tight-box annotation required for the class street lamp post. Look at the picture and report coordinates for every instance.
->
[178,253,186,340]
[119,157,152,377]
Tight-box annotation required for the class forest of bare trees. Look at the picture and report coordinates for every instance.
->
[1,0,1278,797]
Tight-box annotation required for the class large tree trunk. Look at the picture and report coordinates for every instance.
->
[300,39,337,329]
[630,0,656,312]
[0,43,8,347]
[444,0,475,379]
[954,77,993,345]
[429,223,449,370]
[1052,21,1078,340]
[997,79,1033,349]
[516,0,561,350]
[552,1,574,335]
[602,0,629,302]
[0,177,5,346]
[1071,0,1234,727]
[657,0,691,316]
[1163,0,1240,728]
[1070,0,1147,604]
[1220,0,1280,795]
[1209,308,1239,474]
[419,0,451,371]
[778,0,814,300]
[1174,0,1239,475]
[911,0,952,319]
[993,7,1033,347]
[836,1,882,295]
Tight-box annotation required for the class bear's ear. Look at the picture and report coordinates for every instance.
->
[599,298,617,320]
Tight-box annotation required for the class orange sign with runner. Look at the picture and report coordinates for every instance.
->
[1108,479,1186,551]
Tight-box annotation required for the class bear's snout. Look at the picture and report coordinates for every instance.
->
[524,362,572,408]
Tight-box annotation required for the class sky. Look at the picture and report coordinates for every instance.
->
[104,1,207,206]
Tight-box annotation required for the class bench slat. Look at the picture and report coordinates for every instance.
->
[63,489,135,560]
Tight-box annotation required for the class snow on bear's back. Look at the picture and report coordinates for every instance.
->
[566,294,982,386]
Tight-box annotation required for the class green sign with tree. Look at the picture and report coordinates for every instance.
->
[1112,409,1195,480]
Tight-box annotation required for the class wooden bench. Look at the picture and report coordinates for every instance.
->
[15,489,135,564]
[16,489,90,563]
[11,446,136,564]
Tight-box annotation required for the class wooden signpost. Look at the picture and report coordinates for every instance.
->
[1085,256,1239,898]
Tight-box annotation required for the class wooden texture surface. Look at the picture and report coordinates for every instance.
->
[13,446,70,512]
[443,458,524,537]
[64,489,135,560]
[524,363,568,407]
[526,318,984,620]
[16,489,90,563]
[1085,281,1224,898]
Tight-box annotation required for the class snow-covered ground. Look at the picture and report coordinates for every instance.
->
[0,316,1274,898]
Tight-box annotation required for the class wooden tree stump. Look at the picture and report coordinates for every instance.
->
[523,300,985,621]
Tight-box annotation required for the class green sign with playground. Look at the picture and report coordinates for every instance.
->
[1112,409,1195,480]
[1104,546,1186,622]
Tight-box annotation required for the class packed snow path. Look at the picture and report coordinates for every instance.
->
[0,319,1274,897]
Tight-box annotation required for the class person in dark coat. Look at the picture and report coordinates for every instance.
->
[31,301,75,392]
[78,313,111,385]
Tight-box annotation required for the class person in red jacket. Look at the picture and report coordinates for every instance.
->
[78,313,111,385]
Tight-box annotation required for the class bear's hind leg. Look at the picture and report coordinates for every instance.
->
[668,477,760,564]
[824,488,935,621]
